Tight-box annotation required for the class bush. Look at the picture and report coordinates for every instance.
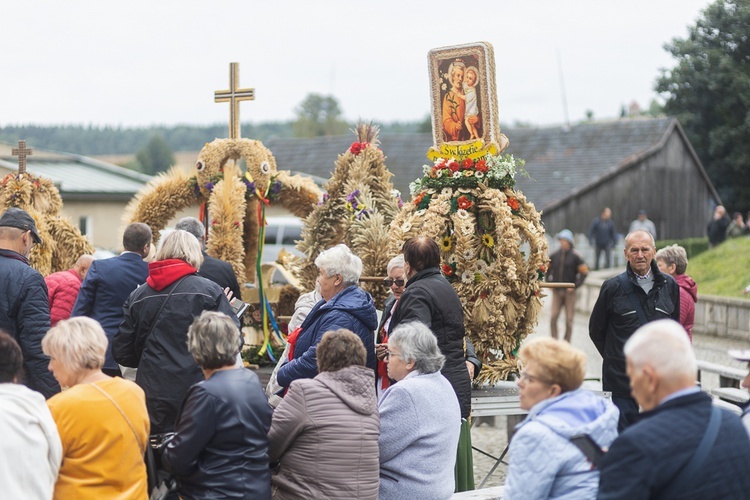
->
[655,237,710,259]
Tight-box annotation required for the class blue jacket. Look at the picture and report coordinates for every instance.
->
[505,389,619,500]
[0,249,59,398]
[277,285,377,388]
[71,252,148,370]
[598,391,750,499]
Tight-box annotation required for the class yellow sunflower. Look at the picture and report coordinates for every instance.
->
[482,233,495,248]
[440,235,452,252]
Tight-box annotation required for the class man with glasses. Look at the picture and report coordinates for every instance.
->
[0,207,60,398]
[589,230,680,431]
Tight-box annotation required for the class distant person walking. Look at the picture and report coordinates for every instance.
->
[707,205,730,247]
[726,211,748,239]
[628,210,656,240]
[545,230,588,342]
[588,207,617,270]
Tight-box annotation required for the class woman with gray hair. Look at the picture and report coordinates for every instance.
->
[162,311,272,499]
[276,244,377,389]
[375,254,406,397]
[113,229,240,434]
[655,244,697,341]
[43,317,150,498]
[378,321,461,499]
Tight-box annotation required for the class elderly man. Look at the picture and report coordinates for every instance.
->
[387,236,475,491]
[589,229,680,430]
[44,254,94,326]
[174,217,242,300]
[706,205,730,247]
[0,208,60,397]
[71,222,151,377]
[598,320,750,499]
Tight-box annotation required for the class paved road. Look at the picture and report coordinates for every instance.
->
[470,292,750,488]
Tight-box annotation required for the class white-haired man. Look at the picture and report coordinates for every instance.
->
[598,320,750,499]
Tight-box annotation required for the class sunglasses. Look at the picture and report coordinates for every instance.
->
[384,278,405,287]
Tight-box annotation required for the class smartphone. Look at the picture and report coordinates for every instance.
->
[569,433,605,468]
[229,297,250,319]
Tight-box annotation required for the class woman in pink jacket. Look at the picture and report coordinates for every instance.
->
[656,245,697,340]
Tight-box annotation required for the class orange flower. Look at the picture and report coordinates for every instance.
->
[414,192,425,206]
[506,197,520,211]
[457,195,473,210]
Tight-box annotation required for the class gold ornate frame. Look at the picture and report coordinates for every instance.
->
[428,42,500,151]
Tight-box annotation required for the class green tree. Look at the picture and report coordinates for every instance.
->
[655,0,750,211]
[292,94,349,137]
[135,134,175,175]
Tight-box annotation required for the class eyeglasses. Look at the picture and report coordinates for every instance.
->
[384,350,402,360]
[519,371,551,385]
[384,278,405,287]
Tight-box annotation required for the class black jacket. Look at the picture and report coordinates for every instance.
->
[113,273,240,434]
[163,368,272,499]
[388,267,472,419]
[0,249,60,398]
[598,391,750,499]
[199,252,242,302]
[589,261,680,396]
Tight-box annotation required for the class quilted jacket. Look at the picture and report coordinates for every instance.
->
[269,365,379,499]
[504,389,619,499]
[44,269,82,326]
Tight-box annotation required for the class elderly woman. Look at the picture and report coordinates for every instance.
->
[276,244,377,388]
[375,254,406,395]
[113,229,240,434]
[655,244,697,341]
[504,337,618,500]
[379,322,461,499]
[162,311,272,499]
[43,317,150,499]
[270,328,379,499]
[0,331,62,499]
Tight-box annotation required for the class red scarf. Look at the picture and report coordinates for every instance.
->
[146,259,197,291]
[377,331,390,390]
[286,326,303,360]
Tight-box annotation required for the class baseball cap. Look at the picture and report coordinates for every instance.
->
[0,207,42,244]
[728,349,750,363]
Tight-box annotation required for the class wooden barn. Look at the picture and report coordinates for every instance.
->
[266,117,720,240]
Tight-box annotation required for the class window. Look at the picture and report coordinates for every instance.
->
[281,225,302,245]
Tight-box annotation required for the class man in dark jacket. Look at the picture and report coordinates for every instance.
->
[588,207,617,270]
[589,230,680,431]
[175,217,242,300]
[0,208,59,398]
[706,204,731,247]
[71,222,151,377]
[546,229,588,342]
[387,236,475,491]
[598,320,750,499]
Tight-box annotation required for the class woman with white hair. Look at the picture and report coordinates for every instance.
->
[276,244,377,389]
[162,311,272,499]
[43,317,150,499]
[113,229,240,434]
[378,322,461,499]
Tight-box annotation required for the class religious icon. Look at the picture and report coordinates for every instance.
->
[428,42,506,156]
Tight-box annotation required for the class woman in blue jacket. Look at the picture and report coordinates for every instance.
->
[504,337,619,499]
[276,244,377,389]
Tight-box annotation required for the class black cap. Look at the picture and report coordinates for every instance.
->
[0,207,42,244]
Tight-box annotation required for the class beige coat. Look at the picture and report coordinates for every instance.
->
[269,365,379,499]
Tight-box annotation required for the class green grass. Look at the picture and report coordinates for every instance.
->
[687,237,750,298]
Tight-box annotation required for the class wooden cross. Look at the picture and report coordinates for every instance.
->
[214,62,255,139]
[12,140,33,174]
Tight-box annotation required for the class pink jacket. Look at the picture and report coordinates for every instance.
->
[675,273,698,341]
[44,269,82,326]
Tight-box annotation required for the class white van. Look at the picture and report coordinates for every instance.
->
[262,216,304,263]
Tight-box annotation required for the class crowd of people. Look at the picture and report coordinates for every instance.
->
[3,203,750,499]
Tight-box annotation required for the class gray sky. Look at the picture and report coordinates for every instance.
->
[4,0,712,128]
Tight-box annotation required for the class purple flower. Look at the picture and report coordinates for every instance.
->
[346,190,360,203]
[397,196,404,208]
[205,181,214,192]
[243,179,255,191]
[270,181,282,195]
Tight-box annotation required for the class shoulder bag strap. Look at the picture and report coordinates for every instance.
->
[660,405,722,498]
[617,273,648,326]
[88,382,145,453]
[147,275,189,335]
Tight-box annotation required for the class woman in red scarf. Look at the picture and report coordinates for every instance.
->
[113,230,240,434]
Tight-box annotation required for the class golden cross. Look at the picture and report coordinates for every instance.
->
[12,140,33,174]
[214,62,255,139]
